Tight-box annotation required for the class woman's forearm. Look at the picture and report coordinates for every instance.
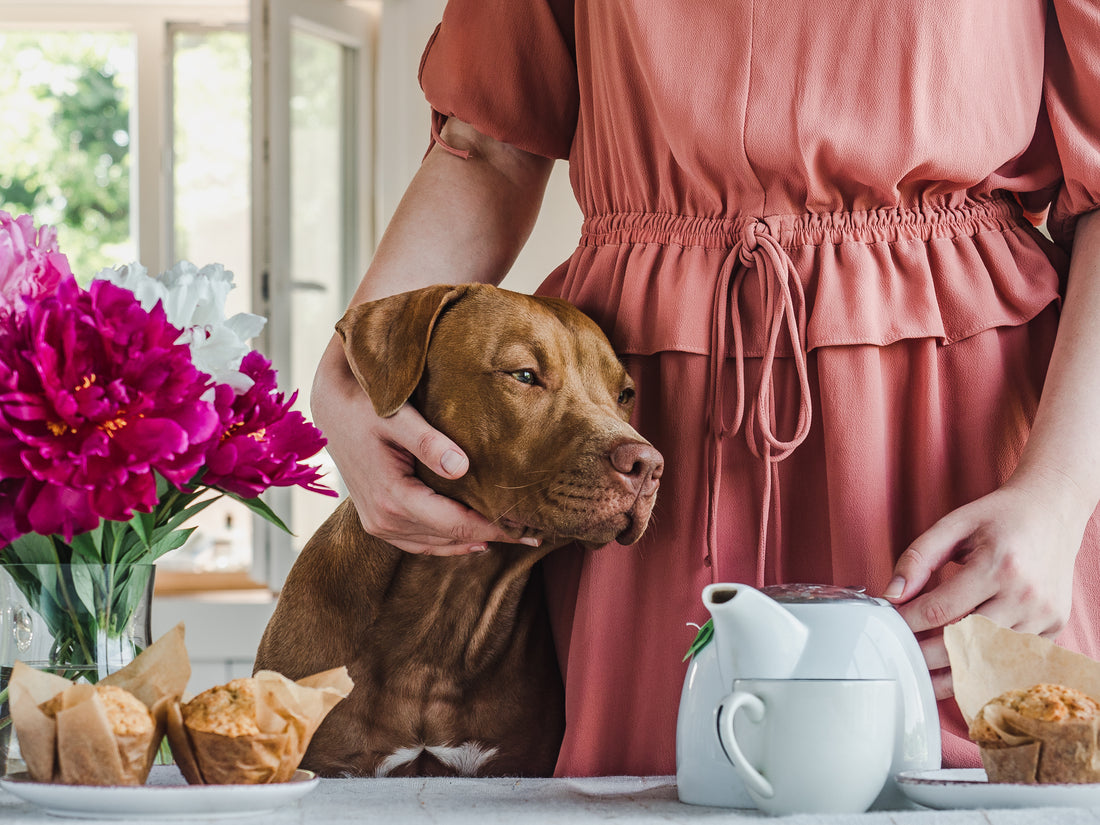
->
[316,116,554,407]
[1010,209,1100,516]
[351,117,555,305]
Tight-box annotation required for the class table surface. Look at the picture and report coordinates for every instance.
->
[3,773,1100,824]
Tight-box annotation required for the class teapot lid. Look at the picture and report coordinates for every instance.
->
[760,583,880,605]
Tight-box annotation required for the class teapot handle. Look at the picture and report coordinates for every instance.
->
[716,691,774,800]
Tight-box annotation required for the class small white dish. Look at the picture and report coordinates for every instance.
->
[897,768,1100,810]
[0,764,319,819]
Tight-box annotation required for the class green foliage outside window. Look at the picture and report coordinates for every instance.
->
[0,32,134,278]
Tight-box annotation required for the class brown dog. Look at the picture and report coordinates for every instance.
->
[254,283,662,778]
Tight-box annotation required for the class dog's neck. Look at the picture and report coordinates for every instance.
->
[315,500,556,675]
[394,541,555,674]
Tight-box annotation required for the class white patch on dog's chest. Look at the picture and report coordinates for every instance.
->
[374,742,500,777]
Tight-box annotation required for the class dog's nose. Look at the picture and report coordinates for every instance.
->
[609,441,664,495]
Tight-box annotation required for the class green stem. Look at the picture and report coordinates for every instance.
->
[108,523,125,567]
[104,565,118,636]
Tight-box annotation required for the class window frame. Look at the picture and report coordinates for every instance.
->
[250,0,375,588]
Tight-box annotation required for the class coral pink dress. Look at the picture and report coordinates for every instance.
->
[420,0,1100,776]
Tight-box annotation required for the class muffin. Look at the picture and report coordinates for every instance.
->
[7,625,189,786]
[166,668,352,785]
[34,684,158,784]
[182,679,262,737]
[39,684,155,737]
[970,683,1100,784]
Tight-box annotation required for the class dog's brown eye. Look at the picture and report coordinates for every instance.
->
[510,369,537,386]
[618,387,635,405]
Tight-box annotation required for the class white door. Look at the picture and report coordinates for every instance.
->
[251,0,376,587]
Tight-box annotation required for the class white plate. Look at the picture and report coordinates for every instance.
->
[0,764,319,819]
[897,768,1100,810]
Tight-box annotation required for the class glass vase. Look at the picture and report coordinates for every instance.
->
[0,562,154,776]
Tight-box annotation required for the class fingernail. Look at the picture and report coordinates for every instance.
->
[440,449,466,476]
[883,576,906,600]
[520,537,541,547]
[468,544,488,554]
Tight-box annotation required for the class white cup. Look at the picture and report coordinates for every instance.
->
[716,678,897,816]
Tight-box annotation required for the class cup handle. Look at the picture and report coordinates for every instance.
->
[717,691,773,800]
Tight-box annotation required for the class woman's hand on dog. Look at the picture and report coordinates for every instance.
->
[312,335,526,555]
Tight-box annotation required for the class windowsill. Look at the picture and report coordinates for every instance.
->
[154,569,269,596]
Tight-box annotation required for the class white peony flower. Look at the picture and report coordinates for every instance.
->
[94,261,266,393]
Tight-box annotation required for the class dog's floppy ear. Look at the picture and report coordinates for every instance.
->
[336,284,473,417]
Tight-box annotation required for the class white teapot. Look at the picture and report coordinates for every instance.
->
[675,583,941,809]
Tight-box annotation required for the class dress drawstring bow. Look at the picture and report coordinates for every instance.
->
[706,219,812,587]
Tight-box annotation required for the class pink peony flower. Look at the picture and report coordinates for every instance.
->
[0,279,222,542]
[203,351,334,500]
[0,211,75,314]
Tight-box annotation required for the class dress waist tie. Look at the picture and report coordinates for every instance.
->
[706,220,812,587]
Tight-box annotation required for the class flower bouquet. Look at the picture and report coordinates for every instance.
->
[0,211,336,747]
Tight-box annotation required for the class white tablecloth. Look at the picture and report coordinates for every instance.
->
[3,774,1100,824]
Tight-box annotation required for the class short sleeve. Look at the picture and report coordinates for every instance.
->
[1043,0,1100,243]
[418,0,578,161]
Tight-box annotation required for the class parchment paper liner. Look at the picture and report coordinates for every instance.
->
[165,667,352,785]
[945,615,1100,783]
[7,623,190,786]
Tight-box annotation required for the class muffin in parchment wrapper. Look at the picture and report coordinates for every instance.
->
[945,615,1100,784]
[7,623,190,786]
[165,667,352,784]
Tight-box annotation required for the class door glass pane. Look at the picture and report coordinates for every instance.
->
[172,27,251,314]
[289,28,348,548]
[0,31,135,278]
[162,27,256,577]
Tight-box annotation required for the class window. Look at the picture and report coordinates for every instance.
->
[0,30,136,276]
[166,24,257,583]
[0,0,377,591]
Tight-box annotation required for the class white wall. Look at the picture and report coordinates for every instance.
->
[153,593,275,693]
[376,0,582,294]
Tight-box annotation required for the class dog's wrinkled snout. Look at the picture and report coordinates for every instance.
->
[609,440,664,497]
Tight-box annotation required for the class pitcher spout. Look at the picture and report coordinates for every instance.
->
[702,583,810,683]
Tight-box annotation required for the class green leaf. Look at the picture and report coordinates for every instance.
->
[160,495,220,533]
[0,561,46,614]
[68,532,104,565]
[682,619,714,662]
[109,565,153,634]
[88,521,106,555]
[68,563,102,618]
[145,527,195,561]
[127,509,156,548]
[112,522,132,567]
[155,472,174,501]
[114,535,156,568]
[1,533,56,566]
[228,493,292,533]
[1,536,47,567]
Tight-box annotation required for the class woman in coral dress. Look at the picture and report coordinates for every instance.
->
[313,0,1100,775]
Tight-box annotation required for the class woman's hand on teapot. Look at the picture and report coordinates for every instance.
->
[882,469,1088,701]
